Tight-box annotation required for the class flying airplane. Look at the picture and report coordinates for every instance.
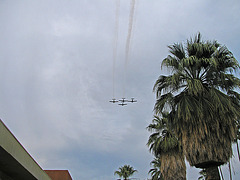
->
[128,98,137,103]
[118,102,127,106]
[119,98,128,103]
[109,98,118,103]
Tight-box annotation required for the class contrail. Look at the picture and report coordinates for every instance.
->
[129,0,138,56]
[123,0,136,97]
[125,0,136,65]
[112,0,120,99]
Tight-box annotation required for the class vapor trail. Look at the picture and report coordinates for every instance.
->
[123,0,136,97]
[129,0,138,56]
[112,0,120,99]
[125,0,136,65]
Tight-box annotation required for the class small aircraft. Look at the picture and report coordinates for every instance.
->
[109,98,118,103]
[118,102,127,106]
[128,98,137,103]
[119,98,128,103]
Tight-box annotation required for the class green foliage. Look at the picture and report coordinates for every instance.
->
[114,165,137,180]
[147,113,180,156]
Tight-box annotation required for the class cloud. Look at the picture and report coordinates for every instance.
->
[0,0,240,179]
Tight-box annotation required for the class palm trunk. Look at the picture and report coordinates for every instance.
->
[160,151,186,180]
[205,166,220,180]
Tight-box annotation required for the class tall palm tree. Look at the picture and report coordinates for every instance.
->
[114,165,137,180]
[148,158,164,180]
[153,33,240,179]
[147,113,186,180]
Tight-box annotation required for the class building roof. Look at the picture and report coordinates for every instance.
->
[45,170,73,180]
[0,119,51,180]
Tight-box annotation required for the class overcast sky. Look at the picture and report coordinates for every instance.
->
[0,0,240,179]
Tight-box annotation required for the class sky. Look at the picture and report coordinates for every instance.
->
[0,0,240,179]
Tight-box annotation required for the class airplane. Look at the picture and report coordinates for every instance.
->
[119,98,128,103]
[128,98,137,103]
[109,98,118,103]
[118,102,127,106]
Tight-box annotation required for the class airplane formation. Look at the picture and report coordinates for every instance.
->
[110,1,138,108]
[109,98,137,106]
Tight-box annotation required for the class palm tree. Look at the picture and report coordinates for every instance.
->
[147,113,186,180]
[153,33,240,179]
[114,165,137,180]
[148,158,164,180]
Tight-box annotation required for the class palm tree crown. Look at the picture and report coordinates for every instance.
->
[147,113,179,156]
[153,33,240,170]
[114,165,137,180]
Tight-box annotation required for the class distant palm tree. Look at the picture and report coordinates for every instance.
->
[153,33,240,179]
[114,165,137,180]
[147,113,186,180]
[148,158,164,180]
